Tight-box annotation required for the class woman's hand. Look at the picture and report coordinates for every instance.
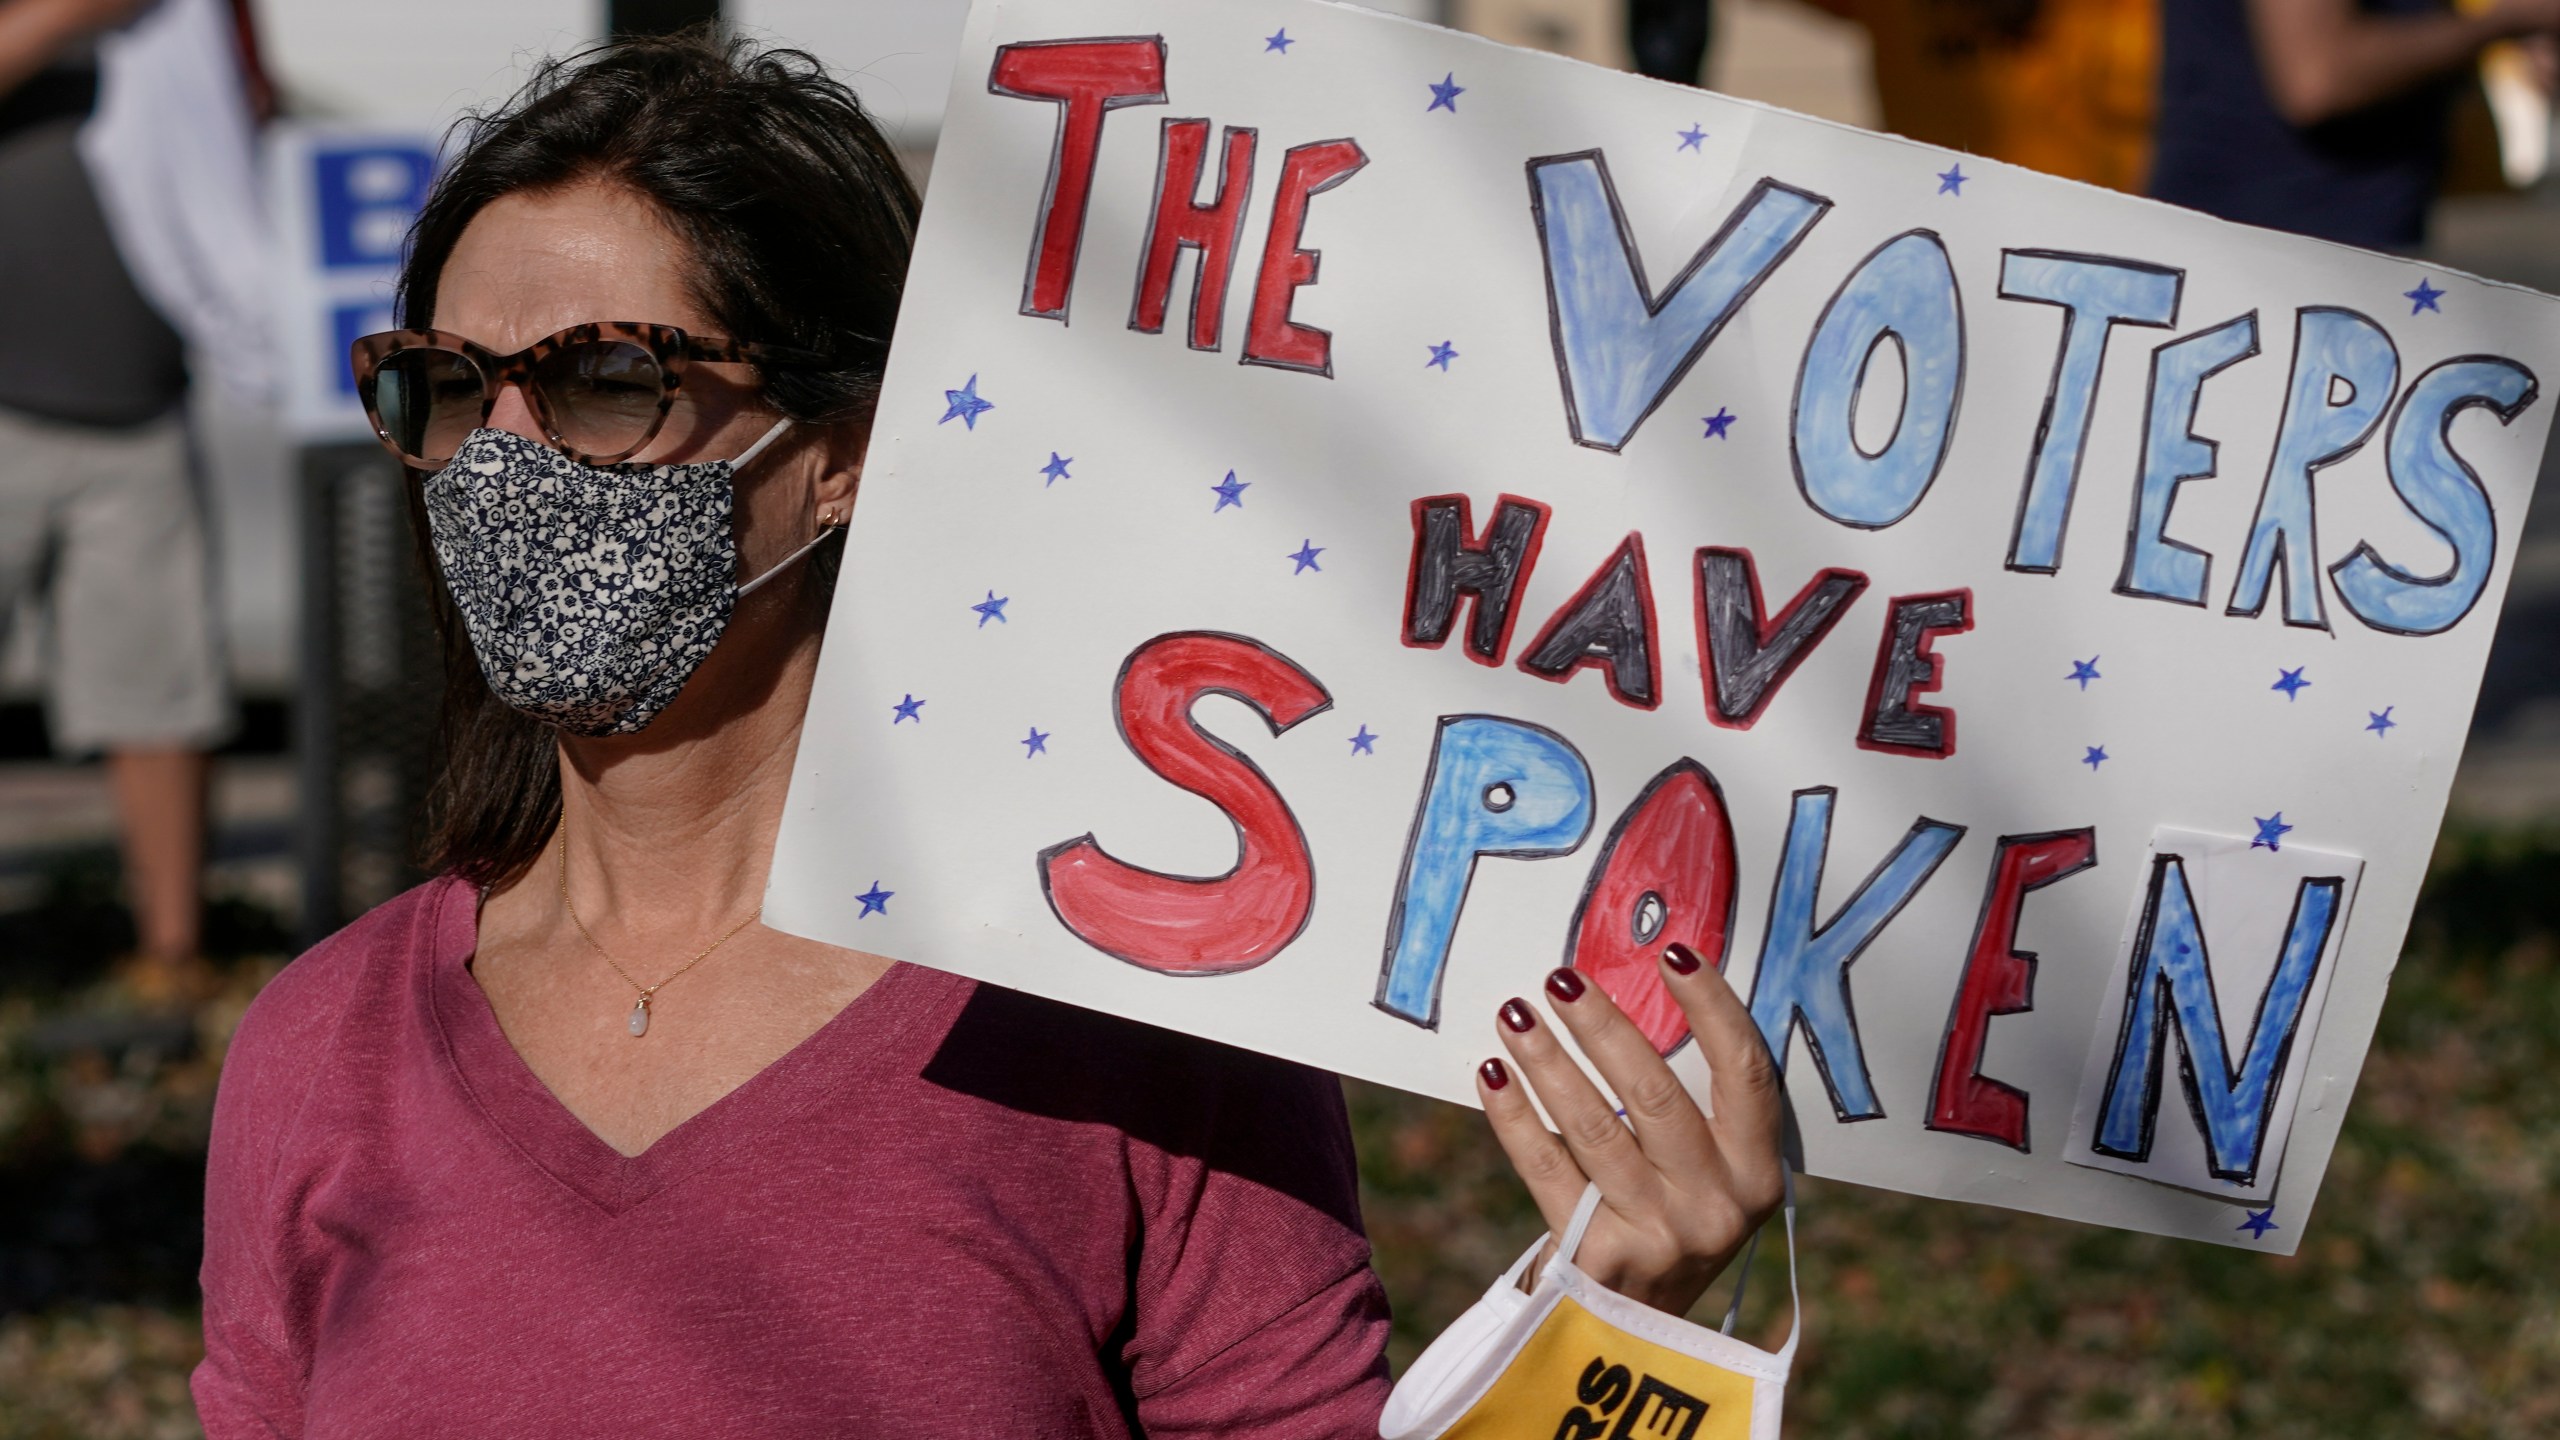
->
[1477,943,1785,1316]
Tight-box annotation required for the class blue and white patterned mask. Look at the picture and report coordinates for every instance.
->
[422,419,832,737]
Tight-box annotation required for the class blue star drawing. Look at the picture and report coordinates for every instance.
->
[890,694,924,724]
[1426,340,1459,371]
[1211,470,1249,511]
[1023,726,1050,757]
[2273,666,2311,701]
[1290,539,1325,574]
[2238,1208,2280,1240]
[2083,745,2109,771]
[1039,452,1072,486]
[2368,706,2397,737]
[2069,656,2102,690]
[2405,278,2445,315]
[1702,407,1737,439]
[1937,163,1967,195]
[855,882,893,918]
[940,374,993,429]
[1426,72,1464,113]
[971,590,1009,627]
[2252,813,2294,852]
[1350,725,1377,755]
[1677,123,1708,151]
[1264,27,1293,52]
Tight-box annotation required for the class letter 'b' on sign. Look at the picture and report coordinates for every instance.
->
[1377,717,1596,1028]
[1039,632,1331,974]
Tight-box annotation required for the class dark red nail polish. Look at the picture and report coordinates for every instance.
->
[1480,1058,1510,1091]
[1664,943,1702,975]
[1500,998,1537,1033]
[1546,967,1587,1003]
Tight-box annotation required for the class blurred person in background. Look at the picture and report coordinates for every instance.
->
[0,0,269,1003]
[1801,0,2158,190]
[2150,0,2560,247]
[1630,0,1715,81]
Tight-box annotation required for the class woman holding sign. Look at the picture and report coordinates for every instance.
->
[192,33,1788,1437]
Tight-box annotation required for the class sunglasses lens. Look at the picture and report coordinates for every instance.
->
[370,347,485,465]
[534,341,665,461]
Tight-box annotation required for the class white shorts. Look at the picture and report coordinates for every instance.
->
[0,404,233,753]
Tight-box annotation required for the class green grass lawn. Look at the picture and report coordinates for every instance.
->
[1,832,2554,1437]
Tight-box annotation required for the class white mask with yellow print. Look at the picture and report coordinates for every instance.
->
[1379,1172,1799,1440]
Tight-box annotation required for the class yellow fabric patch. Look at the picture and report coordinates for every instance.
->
[1439,1295,1758,1439]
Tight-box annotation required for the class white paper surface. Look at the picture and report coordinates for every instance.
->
[766,0,2560,1251]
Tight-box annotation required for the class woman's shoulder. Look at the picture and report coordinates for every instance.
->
[207,876,473,1217]
[222,876,470,1092]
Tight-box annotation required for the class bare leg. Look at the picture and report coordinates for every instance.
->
[107,746,209,965]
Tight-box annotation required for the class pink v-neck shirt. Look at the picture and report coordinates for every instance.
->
[193,876,1393,1436]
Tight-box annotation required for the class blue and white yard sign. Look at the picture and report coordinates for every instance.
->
[766,0,2560,1249]
[267,125,438,441]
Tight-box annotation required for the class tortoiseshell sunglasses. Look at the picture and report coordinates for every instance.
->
[349,321,826,468]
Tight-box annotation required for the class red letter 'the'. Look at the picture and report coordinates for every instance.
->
[1243,139,1368,375]
[990,38,1168,322]
[1039,632,1330,974]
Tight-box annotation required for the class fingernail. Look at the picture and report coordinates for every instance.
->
[1480,1058,1510,1090]
[1500,998,1538,1033]
[1664,943,1702,976]
[1545,968,1587,1003]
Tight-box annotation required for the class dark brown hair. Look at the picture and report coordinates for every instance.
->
[400,29,920,888]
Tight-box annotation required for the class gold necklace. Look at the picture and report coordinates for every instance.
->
[555,823,760,1037]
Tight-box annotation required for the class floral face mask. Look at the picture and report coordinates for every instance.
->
[422,420,835,736]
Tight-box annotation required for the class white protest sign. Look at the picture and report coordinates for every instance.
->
[766,0,2559,1251]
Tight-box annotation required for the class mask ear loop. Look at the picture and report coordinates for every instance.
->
[735,521,845,599]
[729,417,851,599]
[1552,1183,1608,1270]
[1717,1080,1803,1368]
[730,415,793,470]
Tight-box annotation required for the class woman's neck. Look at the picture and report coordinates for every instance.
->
[548,590,823,943]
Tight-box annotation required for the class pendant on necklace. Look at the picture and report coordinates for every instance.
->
[628,994,651,1038]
